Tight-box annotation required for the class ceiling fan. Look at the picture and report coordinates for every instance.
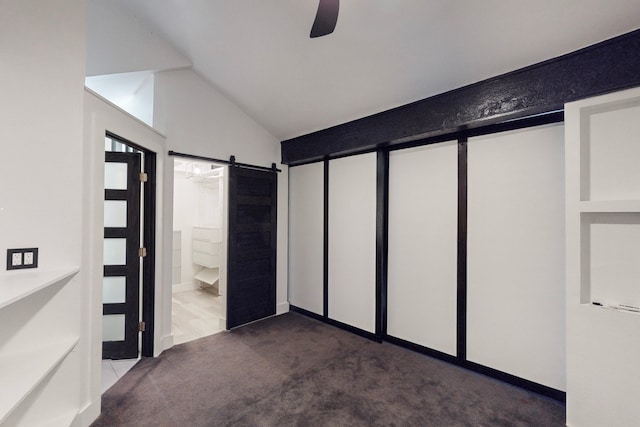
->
[310,0,339,38]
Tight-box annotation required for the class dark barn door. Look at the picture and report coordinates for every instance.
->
[227,166,277,329]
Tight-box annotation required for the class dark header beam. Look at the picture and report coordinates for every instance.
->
[281,29,640,165]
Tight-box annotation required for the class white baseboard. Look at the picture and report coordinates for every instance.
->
[276,302,290,315]
[218,317,226,330]
[159,334,174,355]
[75,399,100,427]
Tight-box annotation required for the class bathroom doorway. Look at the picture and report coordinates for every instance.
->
[172,159,228,344]
[102,133,156,359]
[101,132,157,392]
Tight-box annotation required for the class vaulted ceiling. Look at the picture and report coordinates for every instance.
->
[100,1,640,140]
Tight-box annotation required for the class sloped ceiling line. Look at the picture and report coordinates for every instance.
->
[280,29,640,165]
[97,0,640,141]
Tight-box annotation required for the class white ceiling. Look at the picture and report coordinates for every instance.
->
[109,0,640,141]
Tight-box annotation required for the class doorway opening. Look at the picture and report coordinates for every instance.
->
[102,133,156,392]
[172,159,227,344]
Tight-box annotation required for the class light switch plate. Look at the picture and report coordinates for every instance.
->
[6,248,38,270]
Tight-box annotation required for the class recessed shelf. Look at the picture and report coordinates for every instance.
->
[194,267,219,286]
[0,268,79,310]
[580,101,640,202]
[0,337,79,424]
[579,200,640,213]
[580,213,640,307]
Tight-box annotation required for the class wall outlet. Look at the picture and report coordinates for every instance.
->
[6,248,38,270]
[12,252,22,266]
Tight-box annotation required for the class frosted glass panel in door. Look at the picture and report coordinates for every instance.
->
[103,276,127,304]
[103,238,127,265]
[387,141,458,356]
[328,153,377,333]
[105,162,128,190]
[467,123,565,391]
[288,162,324,315]
[103,314,125,341]
[104,200,127,228]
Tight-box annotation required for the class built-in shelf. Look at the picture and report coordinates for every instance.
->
[194,267,219,286]
[0,337,79,424]
[566,86,640,425]
[0,268,79,310]
[579,199,640,213]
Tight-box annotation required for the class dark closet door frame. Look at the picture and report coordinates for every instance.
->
[106,132,157,358]
[289,111,566,401]
[291,154,382,342]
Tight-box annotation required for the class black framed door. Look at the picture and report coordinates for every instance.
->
[227,166,277,329]
[103,151,142,359]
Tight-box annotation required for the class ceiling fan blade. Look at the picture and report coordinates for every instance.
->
[310,0,339,38]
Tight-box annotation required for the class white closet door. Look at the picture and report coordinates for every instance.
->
[467,123,565,391]
[387,141,458,356]
[288,162,324,315]
[328,153,377,333]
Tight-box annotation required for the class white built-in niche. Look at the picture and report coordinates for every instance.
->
[565,86,640,427]
[570,92,640,310]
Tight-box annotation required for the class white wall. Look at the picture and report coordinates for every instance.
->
[0,0,86,424]
[86,0,191,76]
[115,72,154,127]
[154,69,289,316]
[85,71,155,126]
[0,0,85,268]
[153,70,281,165]
[173,168,224,287]
[130,73,155,126]
[173,171,200,286]
[83,90,168,425]
[467,124,565,391]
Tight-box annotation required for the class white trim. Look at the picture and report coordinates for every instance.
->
[277,302,290,315]
[160,334,174,353]
[82,90,168,425]
[73,400,100,427]
[84,87,166,138]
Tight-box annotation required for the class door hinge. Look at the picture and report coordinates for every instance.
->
[138,247,147,257]
[139,172,148,183]
[139,321,146,332]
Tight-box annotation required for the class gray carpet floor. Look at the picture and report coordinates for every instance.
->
[92,312,565,426]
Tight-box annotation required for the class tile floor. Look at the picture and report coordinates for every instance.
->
[172,285,224,345]
[101,286,223,393]
[101,358,139,393]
